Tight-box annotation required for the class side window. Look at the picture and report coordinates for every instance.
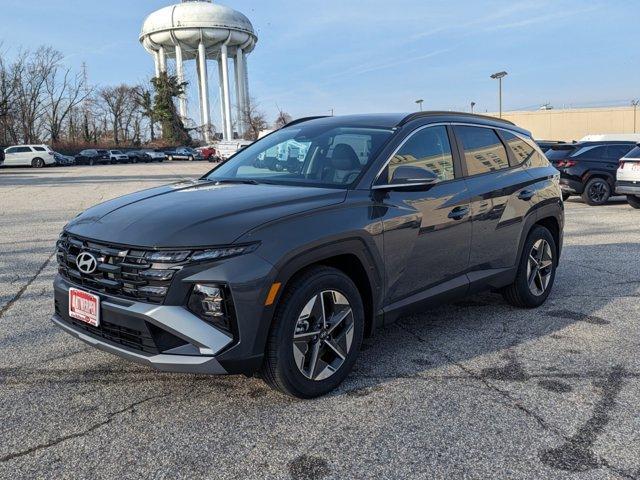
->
[572,145,606,158]
[15,146,32,153]
[454,126,510,175]
[5,147,16,154]
[387,125,455,183]
[605,145,633,160]
[500,131,535,166]
[33,146,46,152]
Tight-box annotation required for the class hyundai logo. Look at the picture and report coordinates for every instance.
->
[76,252,98,274]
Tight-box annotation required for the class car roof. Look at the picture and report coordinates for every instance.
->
[285,111,527,135]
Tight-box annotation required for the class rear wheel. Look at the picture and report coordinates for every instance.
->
[627,195,640,209]
[31,158,44,168]
[502,225,557,308]
[582,177,611,205]
[261,266,364,398]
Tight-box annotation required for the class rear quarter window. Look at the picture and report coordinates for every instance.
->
[624,146,640,159]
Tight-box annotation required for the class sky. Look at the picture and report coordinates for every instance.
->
[1,0,639,128]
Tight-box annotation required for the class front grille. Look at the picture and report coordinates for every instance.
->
[56,234,182,304]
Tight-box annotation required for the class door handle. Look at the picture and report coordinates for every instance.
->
[518,189,535,201]
[448,206,469,220]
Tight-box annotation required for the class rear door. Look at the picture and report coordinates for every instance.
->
[452,125,537,275]
[14,146,34,165]
[377,124,471,305]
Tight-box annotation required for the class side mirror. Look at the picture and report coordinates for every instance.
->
[373,165,438,191]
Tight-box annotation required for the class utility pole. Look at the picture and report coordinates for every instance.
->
[329,108,334,117]
[415,99,424,111]
[490,71,508,118]
[470,101,476,113]
[632,99,639,133]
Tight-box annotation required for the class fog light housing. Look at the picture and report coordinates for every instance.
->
[188,284,232,332]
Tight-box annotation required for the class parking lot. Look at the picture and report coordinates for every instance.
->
[0,163,638,479]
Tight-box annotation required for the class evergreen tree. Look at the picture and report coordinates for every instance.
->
[151,72,190,145]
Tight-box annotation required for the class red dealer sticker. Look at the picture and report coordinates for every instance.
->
[69,288,100,327]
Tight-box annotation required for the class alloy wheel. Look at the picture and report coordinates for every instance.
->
[527,239,553,296]
[292,290,354,381]
[588,180,608,203]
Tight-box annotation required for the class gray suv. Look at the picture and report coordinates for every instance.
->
[52,112,564,397]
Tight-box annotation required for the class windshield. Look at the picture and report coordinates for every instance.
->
[206,125,393,188]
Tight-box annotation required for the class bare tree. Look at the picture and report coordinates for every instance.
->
[99,85,133,145]
[241,98,268,140]
[133,84,156,141]
[273,109,292,129]
[44,61,89,144]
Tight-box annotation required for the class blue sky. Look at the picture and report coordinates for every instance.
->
[1,0,639,127]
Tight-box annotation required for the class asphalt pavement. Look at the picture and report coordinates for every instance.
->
[0,163,638,479]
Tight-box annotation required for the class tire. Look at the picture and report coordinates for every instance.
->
[261,266,364,398]
[581,177,611,205]
[31,158,45,168]
[627,195,640,209]
[561,192,571,202]
[89,158,95,166]
[502,225,557,308]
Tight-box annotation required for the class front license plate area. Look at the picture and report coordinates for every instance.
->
[69,288,100,327]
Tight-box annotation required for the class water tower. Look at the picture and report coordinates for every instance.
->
[140,0,258,142]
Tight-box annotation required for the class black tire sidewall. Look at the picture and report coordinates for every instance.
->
[583,178,610,205]
[627,195,640,209]
[269,268,364,398]
[513,226,557,308]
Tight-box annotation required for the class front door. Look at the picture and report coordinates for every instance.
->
[375,124,471,306]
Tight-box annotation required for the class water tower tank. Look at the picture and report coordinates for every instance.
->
[140,0,258,141]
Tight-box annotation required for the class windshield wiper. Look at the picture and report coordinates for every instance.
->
[212,178,261,185]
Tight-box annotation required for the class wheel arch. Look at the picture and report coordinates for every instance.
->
[583,170,615,186]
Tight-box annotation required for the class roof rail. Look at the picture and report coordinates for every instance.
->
[284,116,329,127]
[399,111,516,127]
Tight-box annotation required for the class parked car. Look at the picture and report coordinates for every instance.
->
[615,144,640,209]
[165,147,202,161]
[546,141,635,204]
[108,150,130,164]
[216,140,253,161]
[53,152,76,166]
[138,149,166,162]
[2,144,55,168]
[52,112,563,398]
[74,149,111,166]
[196,145,220,162]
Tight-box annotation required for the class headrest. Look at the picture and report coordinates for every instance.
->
[331,144,360,170]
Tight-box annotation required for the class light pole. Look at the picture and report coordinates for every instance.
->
[470,101,476,113]
[490,71,508,118]
[632,99,639,133]
[415,99,424,111]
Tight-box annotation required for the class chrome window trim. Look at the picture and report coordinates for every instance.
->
[372,121,525,187]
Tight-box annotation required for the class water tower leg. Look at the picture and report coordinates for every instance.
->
[159,46,167,73]
[242,53,250,128]
[175,44,188,121]
[234,49,245,138]
[197,42,211,144]
[153,51,161,78]
[220,43,233,140]
[217,59,226,141]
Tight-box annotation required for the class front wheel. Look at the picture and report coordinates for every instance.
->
[582,177,611,205]
[627,195,640,209]
[31,158,45,168]
[502,225,557,308]
[261,266,364,398]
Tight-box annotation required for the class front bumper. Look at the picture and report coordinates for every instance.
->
[615,181,640,195]
[52,276,232,374]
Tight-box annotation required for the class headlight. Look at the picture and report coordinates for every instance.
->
[189,244,258,262]
[145,251,190,263]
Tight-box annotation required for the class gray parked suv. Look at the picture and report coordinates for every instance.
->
[52,112,564,397]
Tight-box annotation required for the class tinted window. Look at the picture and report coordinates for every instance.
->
[605,145,633,160]
[208,125,393,188]
[5,147,16,154]
[33,146,46,152]
[387,125,454,182]
[455,126,510,175]
[545,147,576,160]
[501,131,535,166]
[12,146,32,153]
[624,146,640,159]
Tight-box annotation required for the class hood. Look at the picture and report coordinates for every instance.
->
[65,180,346,248]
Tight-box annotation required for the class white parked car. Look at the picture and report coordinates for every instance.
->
[615,144,640,208]
[108,150,130,164]
[2,144,55,168]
